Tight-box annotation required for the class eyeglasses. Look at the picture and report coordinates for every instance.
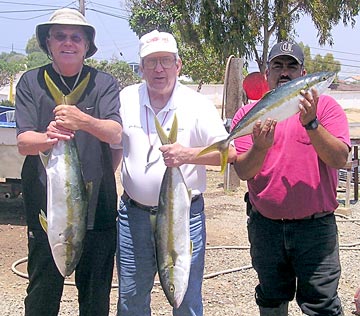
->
[143,56,176,70]
[49,32,85,44]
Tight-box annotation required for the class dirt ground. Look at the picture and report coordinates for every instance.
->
[1,108,360,315]
[1,167,360,316]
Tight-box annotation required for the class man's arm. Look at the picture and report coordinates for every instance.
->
[158,143,237,167]
[17,121,74,156]
[299,89,349,169]
[307,125,349,169]
[233,118,277,180]
[54,104,122,145]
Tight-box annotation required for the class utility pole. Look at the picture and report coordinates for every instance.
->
[79,0,85,15]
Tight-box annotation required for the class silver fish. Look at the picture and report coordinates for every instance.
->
[154,114,192,308]
[39,71,90,277]
[198,71,336,173]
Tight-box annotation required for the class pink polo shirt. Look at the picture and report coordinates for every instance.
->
[232,94,351,219]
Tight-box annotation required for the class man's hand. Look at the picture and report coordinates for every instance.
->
[299,88,319,126]
[54,104,86,131]
[159,142,187,167]
[252,118,277,152]
[46,120,75,142]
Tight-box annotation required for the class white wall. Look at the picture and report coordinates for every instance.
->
[188,84,360,110]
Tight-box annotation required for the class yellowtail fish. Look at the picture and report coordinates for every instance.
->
[198,71,336,173]
[154,114,192,308]
[39,70,90,277]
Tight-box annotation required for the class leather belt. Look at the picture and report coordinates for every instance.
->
[250,206,333,222]
[279,212,333,222]
[122,191,201,214]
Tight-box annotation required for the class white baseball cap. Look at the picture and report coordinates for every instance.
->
[139,30,178,58]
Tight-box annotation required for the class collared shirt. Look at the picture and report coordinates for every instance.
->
[232,94,351,219]
[120,81,229,206]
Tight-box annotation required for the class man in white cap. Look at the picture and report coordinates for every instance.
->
[116,29,236,315]
[15,8,122,316]
[232,41,349,315]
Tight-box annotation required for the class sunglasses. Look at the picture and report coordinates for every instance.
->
[49,32,85,44]
[143,56,176,70]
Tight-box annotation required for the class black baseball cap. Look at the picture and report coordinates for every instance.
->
[268,41,304,65]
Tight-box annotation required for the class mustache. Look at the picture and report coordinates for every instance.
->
[280,75,291,81]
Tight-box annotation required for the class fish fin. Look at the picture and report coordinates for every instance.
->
[66,72,90,104]
[44,70,65,105]
[39,149,52,168]
[170,249,178,264]
[190,240,193,256]
[197,139,230,174]
[86,182,93,200]
[38,210,48,233]
[188,189,192,201]
[155,114,178,145]
[261,89,274,99]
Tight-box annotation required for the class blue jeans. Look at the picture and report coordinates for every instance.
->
[116,194,206,316]
[248,209,343,316]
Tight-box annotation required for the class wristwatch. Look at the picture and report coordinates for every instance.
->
[304,117,319,130]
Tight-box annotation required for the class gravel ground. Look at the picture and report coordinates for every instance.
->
[1,168,360,315]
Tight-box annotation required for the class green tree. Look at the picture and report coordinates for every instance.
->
[25,35,49,69]
[128,0,180,36]
[127,0,226,87]
[26,52,50,70]
[26,35,43,54]
[299,42,341,75]
[127,0,359,75]
[86,59,141,90]
[0,53,26,88]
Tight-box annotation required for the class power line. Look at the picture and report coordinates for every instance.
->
[88,1,130,14]
[0,1,77,20]
[0,1,70,7]
[308,45,360,57]
[86,8,128,20]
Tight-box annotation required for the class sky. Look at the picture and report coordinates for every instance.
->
[0,0,360,78]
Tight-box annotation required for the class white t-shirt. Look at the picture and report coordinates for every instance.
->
[120,81,229,206]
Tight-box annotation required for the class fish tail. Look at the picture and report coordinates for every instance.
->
[66,73,90,104]
[155,114,177,145]
[44,70,90,105]
[39,149,51,168]
[44,70,65,105]
[197,139,230,174]
[219,147,229,174]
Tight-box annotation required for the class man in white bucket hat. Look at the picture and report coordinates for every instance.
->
[116,29,236,315]
[15,8,122,316]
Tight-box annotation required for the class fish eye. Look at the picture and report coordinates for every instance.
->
[169,284,175,293]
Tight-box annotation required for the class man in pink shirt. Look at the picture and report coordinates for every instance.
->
[232,41,350,316]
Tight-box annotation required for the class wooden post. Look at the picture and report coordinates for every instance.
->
[223,57,244,191]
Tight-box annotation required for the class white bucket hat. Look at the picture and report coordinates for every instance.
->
[139,30,178,58]
[36,8,97,58]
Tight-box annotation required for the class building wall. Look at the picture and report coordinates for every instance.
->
[187,84,360,109]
